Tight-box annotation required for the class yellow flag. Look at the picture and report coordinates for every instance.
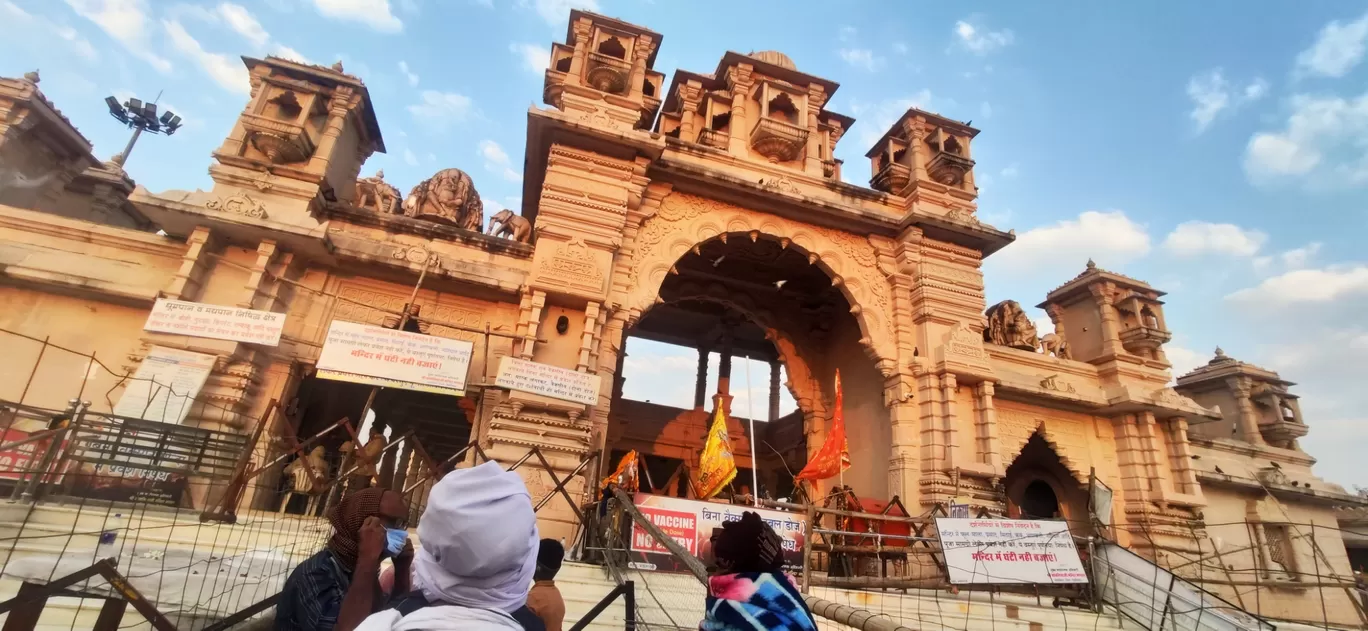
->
[696,403,737,499]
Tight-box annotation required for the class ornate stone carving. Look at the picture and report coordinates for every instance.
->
[488,208,533,243]
[391,246,441,267]
[945,209,979,225]
[1040,333,1071,360]
[1151,387,1186,408]
[401,168,483,231]
[625,193,898,367]
[984,300,1038,351]
[578,107,626,132]
[944,322,990,361]
[759,176,801,195]
[356,170,401,214]
[538,236,605,294]
[1039,374,1078,394]
[206,193,268,219]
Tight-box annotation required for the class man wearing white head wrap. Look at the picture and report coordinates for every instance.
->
[354,461,540,631]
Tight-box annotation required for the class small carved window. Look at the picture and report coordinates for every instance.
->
[892,147,907,164]
[767,93,798,124]
[943,135,963,155]
[642,78,656,97]
[1261,524,1299,580]
[268,90,302,119]
[710,111,731,132]
[554,56,572,72]
[597,37,627,59]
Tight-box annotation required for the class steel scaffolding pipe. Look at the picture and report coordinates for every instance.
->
[805,596,916,631]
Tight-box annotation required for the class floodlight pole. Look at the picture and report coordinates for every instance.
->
[114,126,144,167]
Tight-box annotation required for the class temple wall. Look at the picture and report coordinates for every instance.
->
[1192,488,1361,627]
[0,285,152,413]
[993,399,1124,512]
[826,316,891,501]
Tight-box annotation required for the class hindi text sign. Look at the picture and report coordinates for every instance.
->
[113,346,216,425]
[936,518,1088,585]
[495,357,601,405]
[143,299,285,346]
[316,321,473,396]
[629,494,807,573]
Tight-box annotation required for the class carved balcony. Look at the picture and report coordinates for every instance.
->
[1260,417,1309,448]
[871,161,911,192]
[697,128,729,150]
[823,158,841,179]
[927,150,975,186]
[585,52,630,95]
[750,117,808,162]
[1120,325,1172,354]
[241,112,316,165]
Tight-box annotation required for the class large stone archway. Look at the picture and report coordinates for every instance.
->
[625,192,899,376]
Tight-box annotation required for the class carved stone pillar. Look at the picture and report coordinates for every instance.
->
[975,382,1001,469]
[920,373,943,471]
[567,19,592,80]
[1227,377,1266,446]
[727,67,752,155]
[576,301,601,372]
[768,359,781,422]
[520,290,546,359]
[590,310,630,480]
[1090,284,1127,357]
[1112,414,1150,503]
[627,40,652,101]
[1167,417,1199,495]
[306,87,354,176]
[940,373,959,470]
[1136,411,1167,495]
[694,346,710,409]
[804,86,825,176]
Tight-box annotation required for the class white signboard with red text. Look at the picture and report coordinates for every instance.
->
[629,494,806,573]
[316,321,473,396]
[495,357,601,405]
[936,518,1088,584]
[143,299,285,346]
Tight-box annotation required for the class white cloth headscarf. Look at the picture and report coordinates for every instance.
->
[412,460,538,613]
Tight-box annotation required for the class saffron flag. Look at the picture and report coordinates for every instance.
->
[795,371,851,482]
[601,449,639,492]
[696,402,737,499]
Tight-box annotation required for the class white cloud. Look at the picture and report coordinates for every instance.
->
[1000,163,1018,178]
[838,48,884,72]
[1254,242,1322,273]
[519,0,599,27]
[163,19,250,95]
[848,90,935,149]
[954,19,1013,55]
[1186,69,1268,132]
[64,0,172,72]
[988,210,1151,275]
[892,41,909,55]
[273,45,310,64]
[1226,265,1368,304]
[309,0,402,33]
[1244,91,1368,187]
[1165,344,1205,381]
[398,60,419,86]
[215,2,269,46]
[3,2,99,62]
[479,139,522,182]
[510,42,550,74]
[837,25,856,42]
[1162,221,1268,257]
[408,90,474,129]
[403,148,419,166]
[1295,10,1368,78]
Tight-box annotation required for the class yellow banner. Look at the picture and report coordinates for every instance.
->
[696,404,737,499]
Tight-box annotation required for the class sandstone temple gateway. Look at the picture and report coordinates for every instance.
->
[0,9,1365,628]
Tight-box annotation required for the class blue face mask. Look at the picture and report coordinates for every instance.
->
[384,527,408,557]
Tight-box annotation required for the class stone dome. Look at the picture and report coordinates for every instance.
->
[748,51,797,71]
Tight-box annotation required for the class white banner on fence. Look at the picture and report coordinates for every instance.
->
[936,518,1088,585]
[143,298,286,346]
[113,346,217,424]
[316,321,473,396]
[495,357,601,405]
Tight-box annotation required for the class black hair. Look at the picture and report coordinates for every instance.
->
[711,511,784,574]
[535,538,564,581]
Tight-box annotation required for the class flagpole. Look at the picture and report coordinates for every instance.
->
[745,355,759,507]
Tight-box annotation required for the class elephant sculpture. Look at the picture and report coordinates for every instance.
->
[355,170,402,214]
[400,168,484,232]
[487,208,532,243]
[984,299,1039,351]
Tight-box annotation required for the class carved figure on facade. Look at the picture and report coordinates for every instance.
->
[1039,332,1071,360]
[487,208,533,243]
[984,300,1038,351]
[356,169,402,214]
[401,168,484,232]
[206,193,268,219]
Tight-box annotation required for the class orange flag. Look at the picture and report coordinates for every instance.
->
[601,450,639,493]
[795,371,851,482]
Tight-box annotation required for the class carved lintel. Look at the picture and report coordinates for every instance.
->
[206,193,268,219]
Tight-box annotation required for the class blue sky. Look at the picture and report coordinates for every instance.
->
[3,0,1366,489]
